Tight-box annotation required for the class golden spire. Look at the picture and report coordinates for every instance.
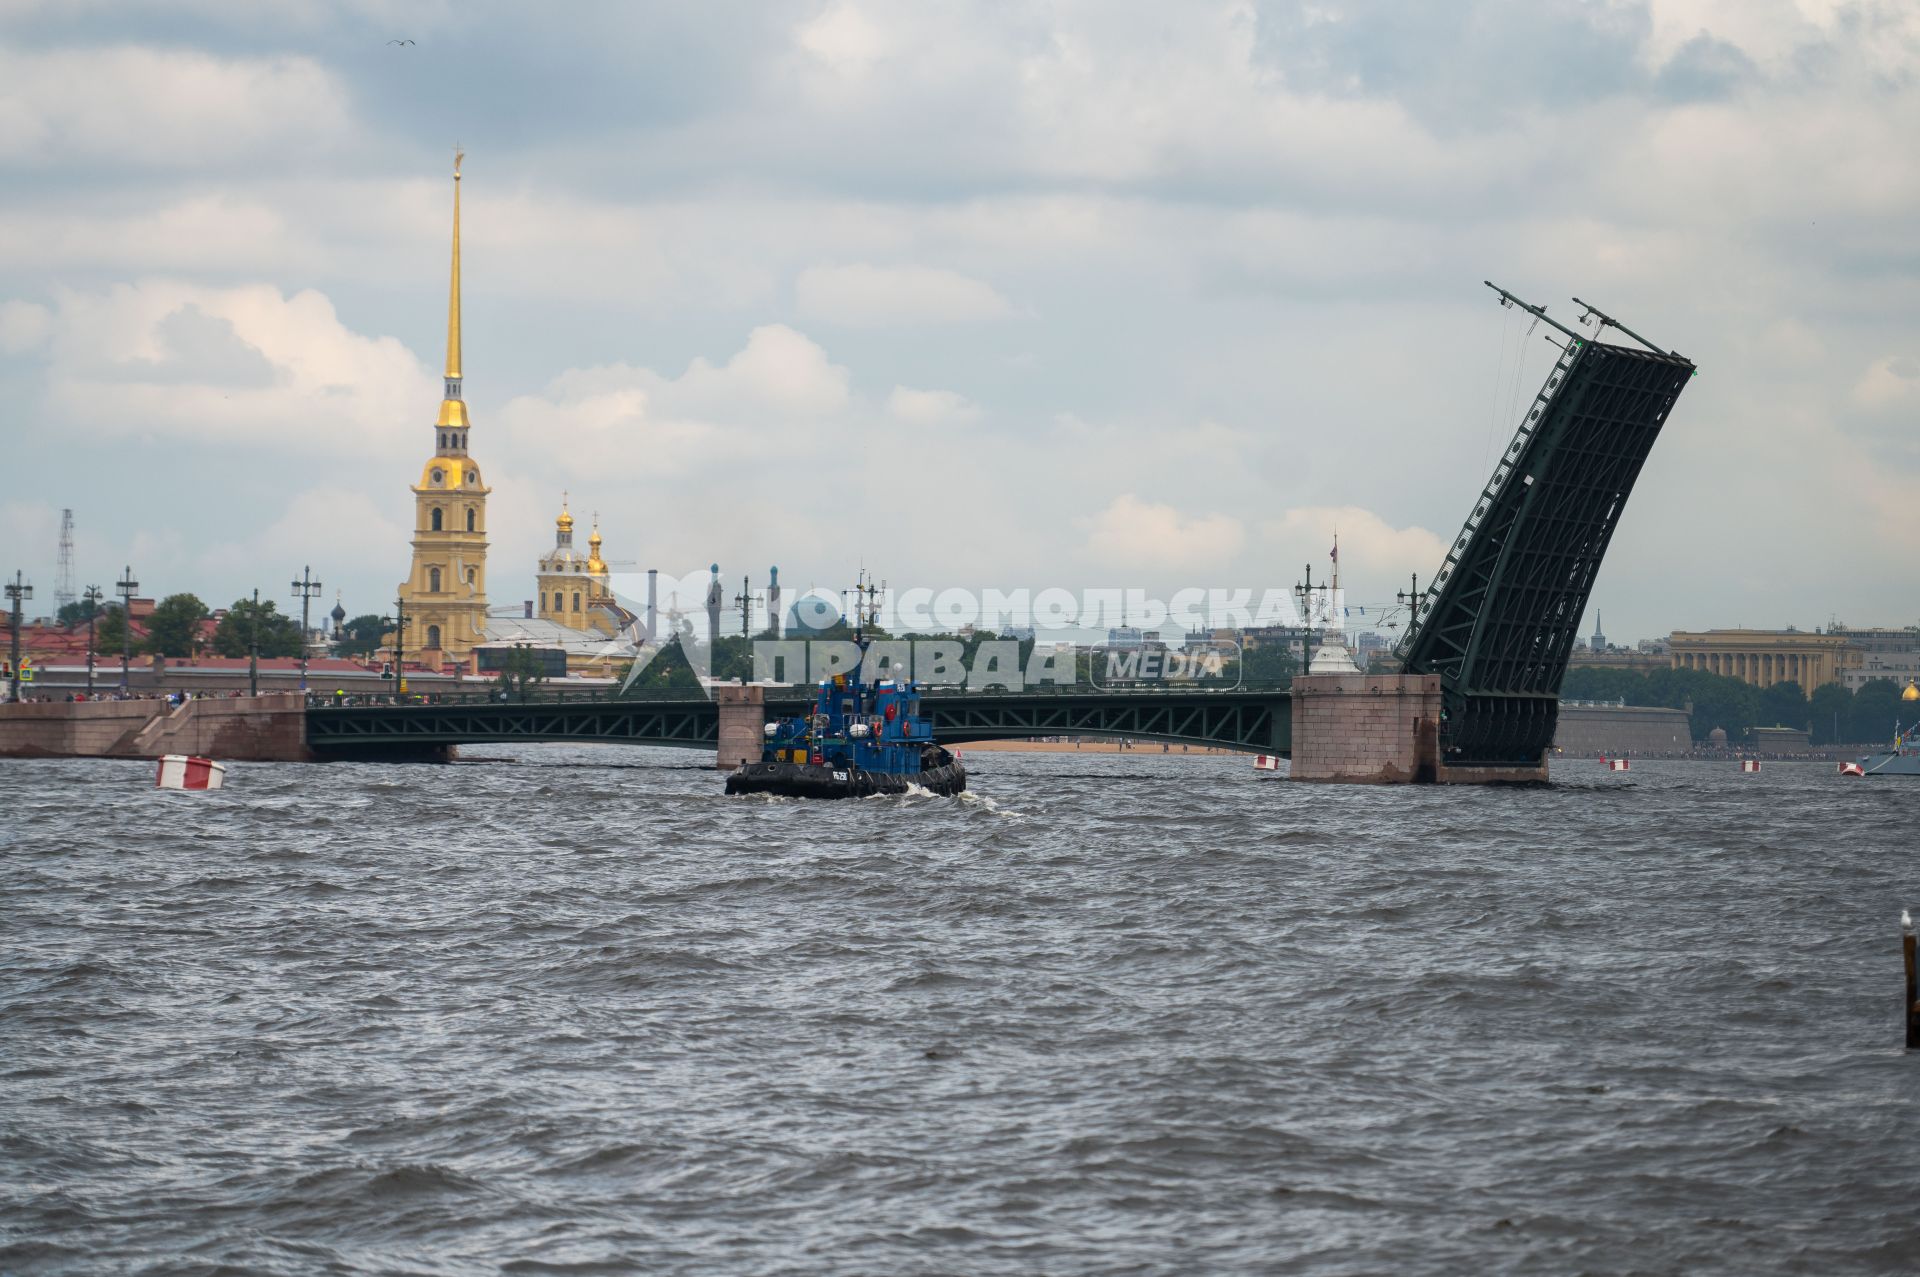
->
[436,148,469,431]
[587,513,606,573]
[447,147,462,379]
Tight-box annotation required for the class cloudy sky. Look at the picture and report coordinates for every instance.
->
[2,0,1915,642]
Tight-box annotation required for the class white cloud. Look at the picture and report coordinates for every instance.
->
[1259,507,1450,587]
[796,2,890,75]
[497,325,851,479]
[886,385,980,426]
[674,323,851,417]
[1851,355,1920,411]
[795,263,1011,326]
[0,299,51,353]
[196,487,408,589]
[0,45,350,166]
[30,280,435,451]
[0,196,304,274]
[1080,494,1245,569]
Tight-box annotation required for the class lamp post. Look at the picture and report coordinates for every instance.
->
[387,597,409,700]
[115,565,139,693]
[290,566,323,693]
[5,571,31,703]
[247,587,262,697]
[1394,573,1422,634]
[82,584,102,696]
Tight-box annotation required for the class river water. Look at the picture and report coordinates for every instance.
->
[3,749,1916,1275]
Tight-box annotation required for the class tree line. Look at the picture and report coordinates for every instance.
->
[1560,665,1913,745]
[57,593,313,661]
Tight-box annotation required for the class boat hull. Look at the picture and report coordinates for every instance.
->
[1855,750,1920,777]
[725,758,968,799]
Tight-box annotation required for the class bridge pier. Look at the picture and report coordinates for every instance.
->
[1289,673,1546,784]
[714,683,765,771]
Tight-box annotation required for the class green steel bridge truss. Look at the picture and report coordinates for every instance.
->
[305,688,1292,757]
[1397,287,1694,766]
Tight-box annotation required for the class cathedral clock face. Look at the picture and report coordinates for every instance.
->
[465,470,476,485]
[431,468,444,485]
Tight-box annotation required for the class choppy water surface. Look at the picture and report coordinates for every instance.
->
[3,749,1917,1275]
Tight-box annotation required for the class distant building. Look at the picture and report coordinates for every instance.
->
[1217,624,1315,665]
[1668,628,1849,695]
[1831,625,1920,693]
[1567,647,1666,673]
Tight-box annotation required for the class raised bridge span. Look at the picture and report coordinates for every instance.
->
[1394,286,1695,768]
[305,687,1292,760]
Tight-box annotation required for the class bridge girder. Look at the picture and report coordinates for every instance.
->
[306,690,1292,757]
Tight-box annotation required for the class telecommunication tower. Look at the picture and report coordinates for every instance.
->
[55,508,75,614]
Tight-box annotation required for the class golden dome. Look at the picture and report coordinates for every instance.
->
[1904,681,1919,702]
[418,457,483,490]
[587,518,606,573]
[556,501,574,533]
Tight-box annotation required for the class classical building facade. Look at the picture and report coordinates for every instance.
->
[396,152,491,665]
[1668,629,1849,694]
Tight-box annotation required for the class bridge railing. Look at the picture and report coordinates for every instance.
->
[306,680,1297,710]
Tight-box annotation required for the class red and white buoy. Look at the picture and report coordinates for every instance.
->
[1740,759,1762,773]
[1839,761,1865,777]
[156,754,226,791]
[1253,754,1281,772]
[1607,758,1630,772]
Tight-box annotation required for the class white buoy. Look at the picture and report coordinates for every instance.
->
[156,754,225,791]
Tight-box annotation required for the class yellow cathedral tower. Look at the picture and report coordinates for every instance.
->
[397,150,491,666]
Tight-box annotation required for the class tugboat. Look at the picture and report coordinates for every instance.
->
[725,572,966,799]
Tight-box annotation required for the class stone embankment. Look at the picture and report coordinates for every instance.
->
[0,694,311,762]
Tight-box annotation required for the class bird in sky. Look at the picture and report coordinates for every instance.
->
[386,38,414,46]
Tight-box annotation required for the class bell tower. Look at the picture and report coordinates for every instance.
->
[397,150,491,666]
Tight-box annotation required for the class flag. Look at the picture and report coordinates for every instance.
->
[1329,542,1338,563]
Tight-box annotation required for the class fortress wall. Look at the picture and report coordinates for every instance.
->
[1553,704,1692,756]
